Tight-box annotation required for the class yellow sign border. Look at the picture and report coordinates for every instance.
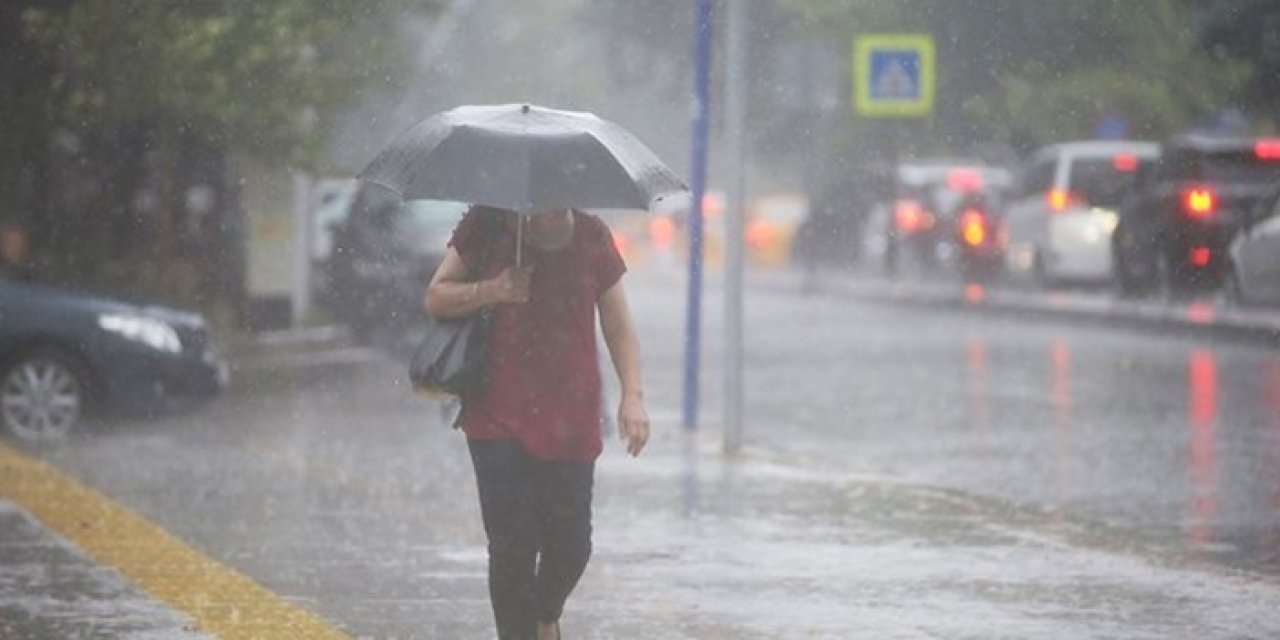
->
[853,34,936,118]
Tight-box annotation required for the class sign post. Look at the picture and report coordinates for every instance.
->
[684,0,714,433]
[853,34,935,277]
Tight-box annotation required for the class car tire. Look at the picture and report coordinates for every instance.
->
[0,347,94,442]
[1223,267,1248,307]
[1154,248,1189,301]
[1032,246,1056,289]
[1112,233,1150,297]
[882,237,899,279]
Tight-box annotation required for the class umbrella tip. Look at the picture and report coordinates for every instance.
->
[521,104,531,114]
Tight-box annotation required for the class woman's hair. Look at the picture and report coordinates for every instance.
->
[468,205,515,232]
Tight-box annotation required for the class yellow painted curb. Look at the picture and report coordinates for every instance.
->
[0,442,348,639]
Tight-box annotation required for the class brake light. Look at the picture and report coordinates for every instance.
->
[649,214,677,249]
[894,199,927,233]
[1112,153,1139,172]
[1256,139,1280,161]
[947,168,984,192]
[745,219,776,249]
[1181,186,1217,220]
[960,209,987,246]
[1189,246,1212,268]
[1046,189,1081,212]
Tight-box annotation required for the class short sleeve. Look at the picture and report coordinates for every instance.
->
[448,206,498,272]
[589,215,627,298]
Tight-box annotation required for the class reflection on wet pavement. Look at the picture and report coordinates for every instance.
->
[966,336,988,428]
[1188,349,1218,547]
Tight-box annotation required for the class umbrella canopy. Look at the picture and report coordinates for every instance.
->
[359,104,688,213]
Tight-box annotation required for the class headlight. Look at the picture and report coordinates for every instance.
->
[97,315,182,353]
[1097,209,1119,234]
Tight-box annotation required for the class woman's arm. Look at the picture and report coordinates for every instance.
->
[425,248,531,318]
[598,280,649,456]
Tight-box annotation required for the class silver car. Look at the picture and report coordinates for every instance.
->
[1003,141,1159,285]
[1228,182,1280,305]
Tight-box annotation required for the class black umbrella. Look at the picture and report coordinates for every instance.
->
[359,103,687,213]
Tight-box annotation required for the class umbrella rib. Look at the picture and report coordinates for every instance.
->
[354,176,406,199]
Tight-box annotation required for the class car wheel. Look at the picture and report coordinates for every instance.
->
[882,237,899,278]
[1153,248,1180,301]
[0,349,90,442]
[1112,235,1148,297]
[1032,246,1055,289]
[1223,267,1247,307]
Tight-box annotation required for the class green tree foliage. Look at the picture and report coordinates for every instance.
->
[1197,0,1280,126]
[22,0,432,165]
[1,0,436,308]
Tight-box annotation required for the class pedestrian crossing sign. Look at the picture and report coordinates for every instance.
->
[854,34,935,118]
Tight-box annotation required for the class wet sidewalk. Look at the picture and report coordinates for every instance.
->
[4,422,1279,638]
[2,328,1280,638]
[766,268,1280,345]
[581,429,1280,638]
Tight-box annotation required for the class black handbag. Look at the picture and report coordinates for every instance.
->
[408,310,492,396]
[408,215,499,397]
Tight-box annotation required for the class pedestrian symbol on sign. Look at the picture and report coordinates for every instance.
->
[870,52,920,100]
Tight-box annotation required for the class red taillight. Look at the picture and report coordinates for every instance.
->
[1256,139,1280,161]
[960,209,987,246]
[745,220,775,249]
[894,199,927,233]
[1112,153,1140,172]
[1181,186,1217,220]
[649,215,676,248]
[1046,189,1081,212]
[947,168,984,192]
[1189,246,1212,268]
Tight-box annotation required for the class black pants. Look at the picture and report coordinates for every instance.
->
[468,439,594,640]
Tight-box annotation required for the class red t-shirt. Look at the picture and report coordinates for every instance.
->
[449,208,626,462]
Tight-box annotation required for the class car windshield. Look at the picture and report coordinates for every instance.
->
[1199,151,1280,185]
[1068,158,1144,207]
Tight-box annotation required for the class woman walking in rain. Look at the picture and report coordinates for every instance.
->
[426,205,650,640]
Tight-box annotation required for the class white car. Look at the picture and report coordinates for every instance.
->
[1003,141,1159,284]
[1228,183,1280,305]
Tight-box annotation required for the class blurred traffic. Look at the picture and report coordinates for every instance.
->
[297,129,1280,349]
[5,1,1280,636]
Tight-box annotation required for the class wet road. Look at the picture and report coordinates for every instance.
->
[2,263,1279,637]
[666,267,1280,575]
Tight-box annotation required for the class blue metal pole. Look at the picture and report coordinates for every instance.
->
[684,0,714,432]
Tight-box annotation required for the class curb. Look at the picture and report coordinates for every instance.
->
[765,270,1280,346]
[248,324,351,347]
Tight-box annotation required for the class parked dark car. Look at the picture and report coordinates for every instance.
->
[320,183,467,341]
[1112,135,1280,295]
[795,166,886,270]
[0,274,229,441]
[1227,180,1280,305]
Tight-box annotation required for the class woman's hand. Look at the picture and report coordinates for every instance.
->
[487,264,534,304]
[618,394,650,457]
